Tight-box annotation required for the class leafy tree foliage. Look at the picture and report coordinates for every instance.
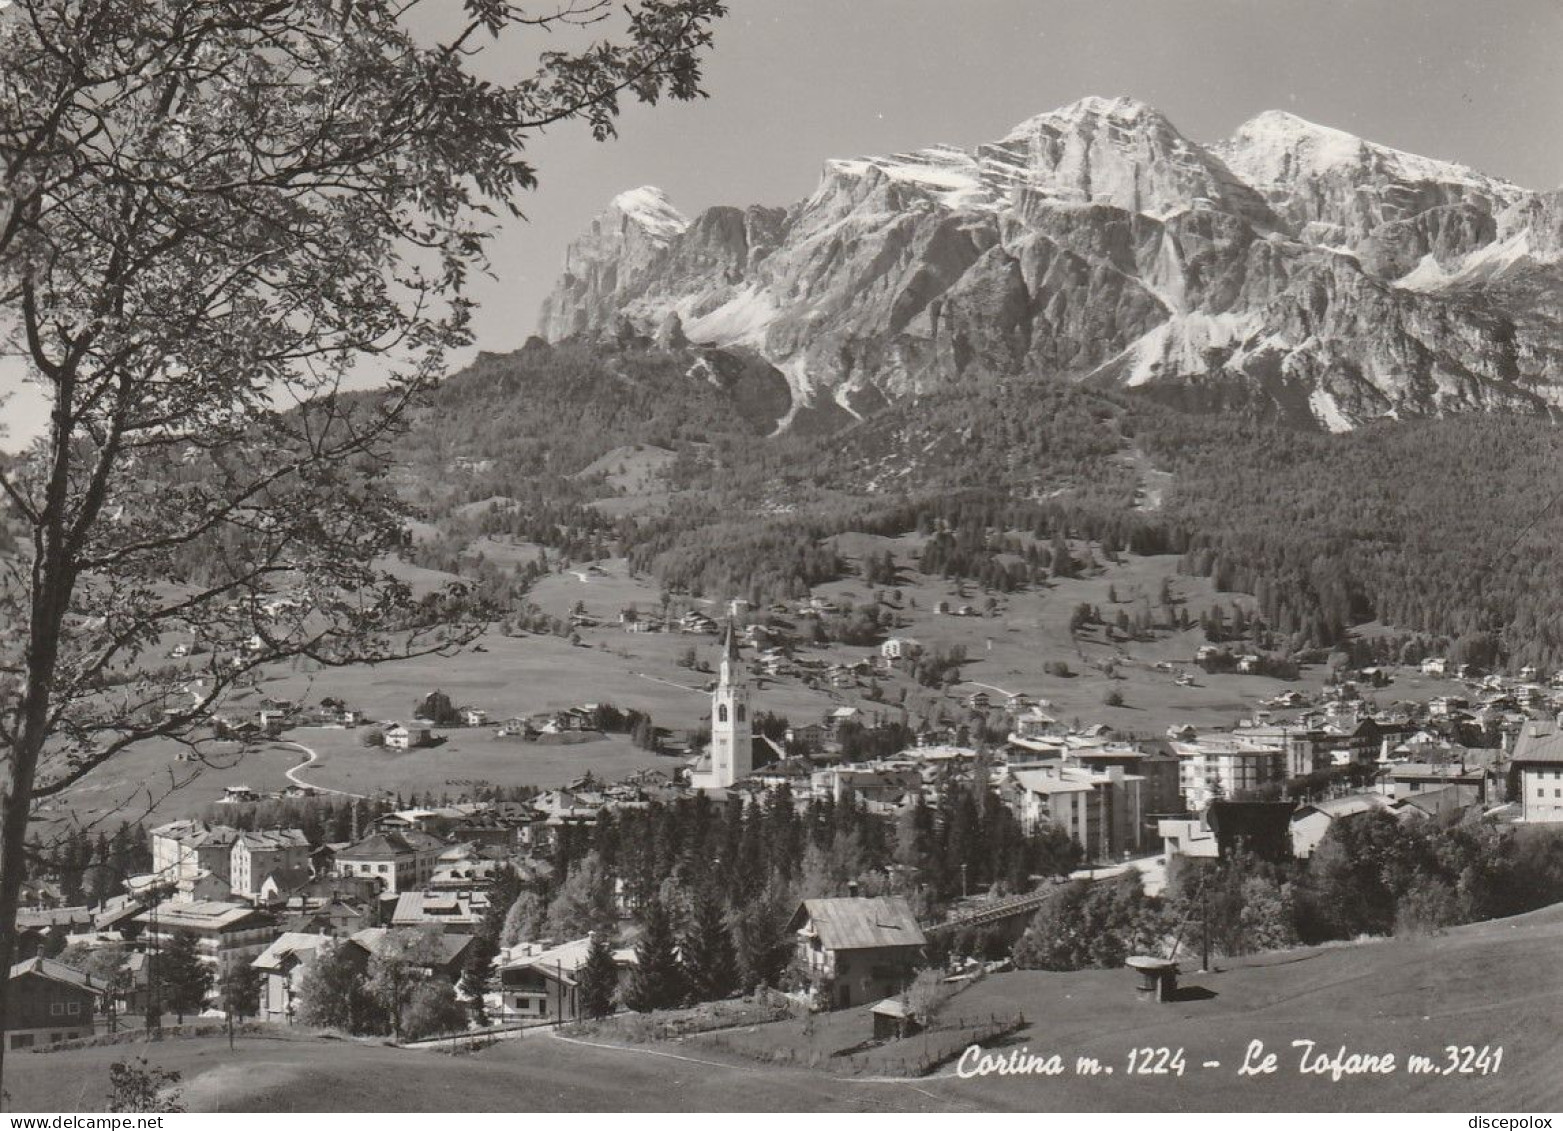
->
[106,1058,184,1114]
[401,979,469,1041]
[296,943,386,1035]
[0,0,727,1094]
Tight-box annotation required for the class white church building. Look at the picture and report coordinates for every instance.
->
[689,622,755,791]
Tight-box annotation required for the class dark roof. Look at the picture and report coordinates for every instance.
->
[9,956,98,993]
[787,897,926,951]
[334,830,444,859]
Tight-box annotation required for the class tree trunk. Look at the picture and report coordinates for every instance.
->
[0,467,78,1095]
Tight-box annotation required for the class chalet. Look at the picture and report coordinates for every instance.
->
[389,890,489,935]
[498,937,636,1022]
[460,707,489,728]
[252,932,333,1023]
[1375,762,1487,806]
[1236,654,1261,674]
[274,897,372,938]
[1289,793,1390,859]
[219,785,261,805]
[679,610,718,635]
[4,958,100,1050]
[383,723,432,750]
[1204,800,1295,863]
[810,764,922,806]
[788,897,926,1010]
[1421,657,1449,676]
[880,637,923,663]
[342,928,474,983]
[176,871,233,903]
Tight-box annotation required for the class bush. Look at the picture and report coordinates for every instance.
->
[402,980,470,1041]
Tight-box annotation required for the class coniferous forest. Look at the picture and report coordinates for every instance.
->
[381,336,1563,668]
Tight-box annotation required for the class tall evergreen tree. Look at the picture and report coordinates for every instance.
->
[621,897,685,1012]
[160,932,213,1024]
[576,931,619,1020]
[680,886,738,1003]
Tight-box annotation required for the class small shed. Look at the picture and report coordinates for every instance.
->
[871,997,923,1040]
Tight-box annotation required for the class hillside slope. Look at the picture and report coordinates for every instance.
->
[9,903,1562,1111]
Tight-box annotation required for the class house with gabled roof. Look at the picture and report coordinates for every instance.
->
[787,896,926,1010]
[4,957,101,1050]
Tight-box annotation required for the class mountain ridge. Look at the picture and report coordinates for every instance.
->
[536,97,1563,432]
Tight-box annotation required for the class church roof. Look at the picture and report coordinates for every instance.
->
[722,619,741,663]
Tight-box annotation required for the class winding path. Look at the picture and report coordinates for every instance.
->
[278,738,365,799]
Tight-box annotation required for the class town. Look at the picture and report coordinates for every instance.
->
[11,601,1563,1075]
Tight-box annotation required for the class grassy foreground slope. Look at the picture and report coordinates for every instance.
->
[9,904,1563,1112]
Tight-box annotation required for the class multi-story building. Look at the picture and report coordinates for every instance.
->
[149,821,240,884]
[1005,764,1146,858]
[229,829,311,898]
[1171,736,1288,810]
[1509,721,1563,823]
[332,830,445,894]
[134,900,280,983]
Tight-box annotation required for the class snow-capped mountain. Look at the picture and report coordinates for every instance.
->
[535,97,1563,431]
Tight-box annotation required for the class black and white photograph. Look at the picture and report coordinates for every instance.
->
[0,0,1560,1118]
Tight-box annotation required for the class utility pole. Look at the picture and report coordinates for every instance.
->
[1200,884,1211,974]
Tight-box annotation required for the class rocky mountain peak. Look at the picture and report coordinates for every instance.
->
[606,185,690,242]
[537,97,1563,433]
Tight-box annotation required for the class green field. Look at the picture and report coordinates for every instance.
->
[9,903,1562,1112]
[47,544,1462,828]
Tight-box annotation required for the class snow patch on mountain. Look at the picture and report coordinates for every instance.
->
[682,285,778,347]
[1122,311,1263,386]
[1309,389,1355,434]
[609,186,689,242]
[1217,111,1518,199]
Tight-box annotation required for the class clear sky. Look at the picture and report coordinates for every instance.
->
[3,0,1560,449]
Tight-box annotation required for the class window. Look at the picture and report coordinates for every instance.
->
[10,1034,34,1050]
[67,1001,81,1015]
[736,705,746,723]
[50,1001,64,1016]
[717,704,728,723]
[378,864,388,874]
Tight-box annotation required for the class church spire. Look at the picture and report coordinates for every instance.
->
[722,618,741,665]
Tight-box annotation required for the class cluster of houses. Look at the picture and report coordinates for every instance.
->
[21,629,1563,1051]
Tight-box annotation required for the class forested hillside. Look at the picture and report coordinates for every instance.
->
[390,338,1563,669]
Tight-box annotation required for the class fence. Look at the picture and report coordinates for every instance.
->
[699,1010,1028,1077]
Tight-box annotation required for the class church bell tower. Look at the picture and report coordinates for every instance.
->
[709,620,752,788]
